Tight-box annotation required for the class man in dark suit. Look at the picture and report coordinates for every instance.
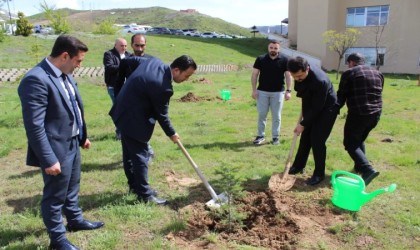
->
[110,55,197,205]
[18,35,104,250]
[114,34,154,194]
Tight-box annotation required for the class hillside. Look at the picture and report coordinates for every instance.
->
[28,7,256,37]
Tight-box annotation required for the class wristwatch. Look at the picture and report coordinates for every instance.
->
[286,89,291,93]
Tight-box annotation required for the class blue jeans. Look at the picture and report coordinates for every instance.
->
[107,86,115,105]
[344,112,381,173]
[256,90,285,138]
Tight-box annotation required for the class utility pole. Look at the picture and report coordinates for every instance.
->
[5,0,14,35]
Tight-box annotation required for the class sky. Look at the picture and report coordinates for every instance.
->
[4,0,289,27]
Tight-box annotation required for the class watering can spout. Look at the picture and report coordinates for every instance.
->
[361,183,397,205]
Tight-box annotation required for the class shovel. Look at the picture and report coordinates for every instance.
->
[268,112,302,192]
[176,140,228,208]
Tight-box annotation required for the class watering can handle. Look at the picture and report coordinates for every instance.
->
[331,170,365,189]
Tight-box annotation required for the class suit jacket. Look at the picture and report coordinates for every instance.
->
[110,57,176,142]
[18,59,87,169]
[103,47,131,87]
[114,54,153,97]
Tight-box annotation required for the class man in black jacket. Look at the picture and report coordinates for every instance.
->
[287,57,338,186]
[103,38,130,103]
[103,38,130,139]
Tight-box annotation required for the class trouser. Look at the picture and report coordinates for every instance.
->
[256,90,285,138]
[41,137,83,243]
[121,133,153,198]
[107,86,120,135]
[107,86,116,105]
[292,108,337,177]
[343,112,381,173]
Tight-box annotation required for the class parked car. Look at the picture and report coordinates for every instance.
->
[33,24,54,34]
[169,28,184,35]
[122,24,146,34]
[219,34,233,39]
[200,32,221,38]
[182,29,200,37]
[146,27,171,35]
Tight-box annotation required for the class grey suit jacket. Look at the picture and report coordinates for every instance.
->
[110,57,176,142]
[18,59,87,169]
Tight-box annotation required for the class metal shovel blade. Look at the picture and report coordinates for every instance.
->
[205,192,229,209]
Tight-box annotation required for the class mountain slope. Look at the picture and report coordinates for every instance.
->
[28,7,255,37]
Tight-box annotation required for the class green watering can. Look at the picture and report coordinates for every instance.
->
[331,170,397,212]
[220,89,231,101]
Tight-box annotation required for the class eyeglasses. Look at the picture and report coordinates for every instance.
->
[134,44,146,47]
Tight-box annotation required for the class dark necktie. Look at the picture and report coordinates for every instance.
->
[61,74,83,140]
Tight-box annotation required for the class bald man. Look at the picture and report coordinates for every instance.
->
[103,38,131,139]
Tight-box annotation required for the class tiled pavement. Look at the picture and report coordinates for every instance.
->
[0,64,240,82]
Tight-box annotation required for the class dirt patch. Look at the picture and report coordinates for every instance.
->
[165,170,201,188]
[179,92,204,102]
[192,77,214,84]
[168,185,348,249]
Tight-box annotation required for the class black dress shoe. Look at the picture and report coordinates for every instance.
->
[141,195,167,205]
[129,188,158,197]
[49,239,79,250]
[67,220,105,232]
[362,169,380,186]
[306,175,325,186]
[288,166,305,175]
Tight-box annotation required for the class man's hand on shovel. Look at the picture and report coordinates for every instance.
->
[170,133,180,143]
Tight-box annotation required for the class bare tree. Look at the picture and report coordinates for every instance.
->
[372,25,386,70]
[323,28,360,79]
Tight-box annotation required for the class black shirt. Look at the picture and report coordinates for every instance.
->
[294,65,337,127]
[253,53,288,92]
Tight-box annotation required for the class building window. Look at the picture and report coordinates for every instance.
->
[346,5,389,27]
[345,48,386,66]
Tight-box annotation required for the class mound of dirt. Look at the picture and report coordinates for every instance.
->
[169,189,348,249]
[192,77,214,84]
[179,92,203,102]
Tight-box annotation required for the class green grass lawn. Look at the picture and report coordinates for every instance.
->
[0,33,419,249]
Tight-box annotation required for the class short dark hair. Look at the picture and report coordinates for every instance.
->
[347,53,365,65]
[170,55,197,71]
[50,35,88,58]
[287,56,308,73]
[131,34,146,44]
[269,40,280,45]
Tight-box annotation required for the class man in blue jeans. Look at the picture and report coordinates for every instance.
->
[337,53,384,186]
[103,38,130,139]
[251,40,292,145]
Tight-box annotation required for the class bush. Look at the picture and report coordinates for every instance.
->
[15,12,33,37]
